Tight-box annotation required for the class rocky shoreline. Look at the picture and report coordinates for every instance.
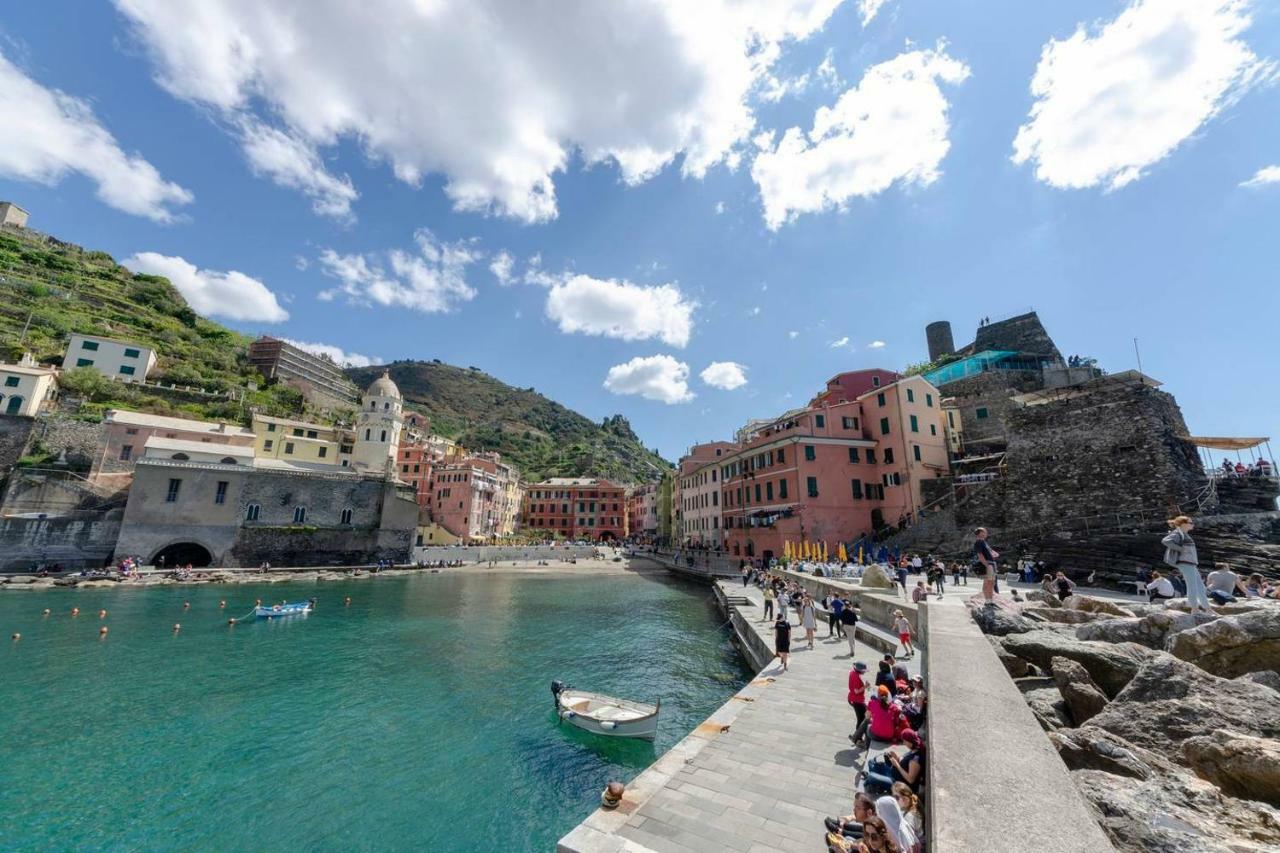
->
[974,593,1280,851]
[0,558,647,591]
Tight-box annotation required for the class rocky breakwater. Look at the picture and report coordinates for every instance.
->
[974,593,1280,852]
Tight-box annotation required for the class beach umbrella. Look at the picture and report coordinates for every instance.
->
[822,541,828,561]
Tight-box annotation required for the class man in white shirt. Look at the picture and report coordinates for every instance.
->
[911,555,923,572]
[1145,570,1176,602]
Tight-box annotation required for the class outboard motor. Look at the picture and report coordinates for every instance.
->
[551,680,565,705]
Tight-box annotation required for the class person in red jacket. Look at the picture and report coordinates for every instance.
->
[855,685,902,746]
[847,661,868,733]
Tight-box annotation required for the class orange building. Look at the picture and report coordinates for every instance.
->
[523,478,626,541]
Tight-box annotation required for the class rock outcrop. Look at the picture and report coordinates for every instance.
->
[1000,631,1150,698]
[1183,730,1280,807]
[859,564,895,590]
[971,604,1036,636]
[1165,608,1280,678]
[1063,595,1136,618]
[1050,656,1108,725]
[1074,610,1207,649]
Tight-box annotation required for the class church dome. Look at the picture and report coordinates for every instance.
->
[367,370,401,400]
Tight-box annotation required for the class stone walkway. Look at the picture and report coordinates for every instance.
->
[561,581,920,852]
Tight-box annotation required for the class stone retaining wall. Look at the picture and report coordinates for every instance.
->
[411,544,601,562]
[0,513,122,570]
[776,567,918,635]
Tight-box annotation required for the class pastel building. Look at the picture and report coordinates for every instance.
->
[397,443,437,507]
[430,456,502,541]
[0,354,57,417]
[716,370,949,561]
[91,409,256,487]
[251,414,352,467]
[64,333,156,382]
[627,483,660,540]
[522,478,626,540]
[676,441,738,548]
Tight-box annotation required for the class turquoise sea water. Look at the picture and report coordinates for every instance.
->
[0,570,749,851]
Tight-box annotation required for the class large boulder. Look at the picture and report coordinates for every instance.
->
[971,603,1036,636]
[859,564,895,590]
[1050,656,1108,725]
[1001,630,1151,698]
[994,643,1031,678]
[1024,589,1062,608]
[1183,730,1280,807]
[1166,608,1280,678]
[1023,607,1107,625]
[1049,726,1155,779]
[1089,655,1280,756]
[1064,595,1136,618]
[1075,610,1209,649]
[1238,670,1280,694]
[1072,767,1280,852]
[1017,679,1071,731]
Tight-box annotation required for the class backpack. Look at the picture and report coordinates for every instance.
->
[1161,530,1184,569]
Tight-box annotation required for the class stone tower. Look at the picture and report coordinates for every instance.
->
[352,370,403,475]
[925,321,955,362]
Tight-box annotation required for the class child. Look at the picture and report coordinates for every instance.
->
[893,610,914,658]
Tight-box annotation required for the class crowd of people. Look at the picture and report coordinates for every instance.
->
[1216,458,1275,478]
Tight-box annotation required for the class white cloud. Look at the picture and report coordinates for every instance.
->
[867,340,886,349]
[489,250,515,284]
[604,355,693,404]
[281,339,377,368]
[759,72,811,103]
[858,0,893,27]
[1012,0,1274,191]
[830,336,850,348]
[114,0,846,223]
[0,50,192,223]
[714,200,726,215]
[751,44,970,229]
[544,275,696,347]
[238,120,358,219]
[750,306,761,316]
[317,230,478,313]
[123,252,288,322]
[788,330,800,339]
[701,361,748,390]
[1241,165,1280,187]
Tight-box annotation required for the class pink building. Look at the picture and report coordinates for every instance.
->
[91,409,256,488]
[676,441,738,548]
[717,373,948,561]
[626,483,660,541]
[429,456,502,541]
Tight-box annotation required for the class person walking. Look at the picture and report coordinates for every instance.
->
[1163,515,1211,614]
[777,589,791,624]
[893,610,915,658]
[895,563,909,599]
[773,612,792,672]
[741,565,751,587]
[801,594,818,650]
[762,585,775,622]
[840,598,859,657]
[972,527,998,604]
[828,594,844,638]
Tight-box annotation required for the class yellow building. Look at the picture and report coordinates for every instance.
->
[250,414,353,467]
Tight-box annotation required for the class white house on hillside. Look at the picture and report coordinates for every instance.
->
[64,333,156,382]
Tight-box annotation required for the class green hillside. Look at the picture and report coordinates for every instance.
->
[0,225,304,422]
[0,223,670,483]
[348,361,670,483]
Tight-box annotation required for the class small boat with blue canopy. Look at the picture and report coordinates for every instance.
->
[255,599,315,619]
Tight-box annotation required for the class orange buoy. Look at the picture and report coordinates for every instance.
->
[344,597,351,606]
[99,626,109,636]
[173,623,181,632]
[99,609,108,619]
[71,607,80,617]
[219,600,226,609]
[183,601,190,610]
[11,633,20,641]
[228,617,237,625]
[42,609,51,617]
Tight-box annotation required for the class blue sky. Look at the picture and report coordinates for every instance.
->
[1,0,1278,463]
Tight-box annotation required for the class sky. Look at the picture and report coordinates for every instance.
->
[1,0,1278,463]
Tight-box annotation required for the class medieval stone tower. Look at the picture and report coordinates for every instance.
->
[352,370,403,475]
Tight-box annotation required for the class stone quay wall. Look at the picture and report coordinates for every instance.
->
[411,544,602,563]
[921,602,1116,852]
[0,415,37,471]
[0,512,122,571]
[229,525,410,567]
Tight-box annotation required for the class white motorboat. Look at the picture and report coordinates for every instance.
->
[552,680,659,741]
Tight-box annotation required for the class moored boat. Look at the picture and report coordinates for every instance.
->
[254,599,314,618]
[552,680,659,741]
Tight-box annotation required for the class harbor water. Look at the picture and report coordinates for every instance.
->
[0,570,750,851]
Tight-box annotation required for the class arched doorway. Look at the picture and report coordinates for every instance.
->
[151,542,214,568]
[598,530,618,542]
[5,395,24,415]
